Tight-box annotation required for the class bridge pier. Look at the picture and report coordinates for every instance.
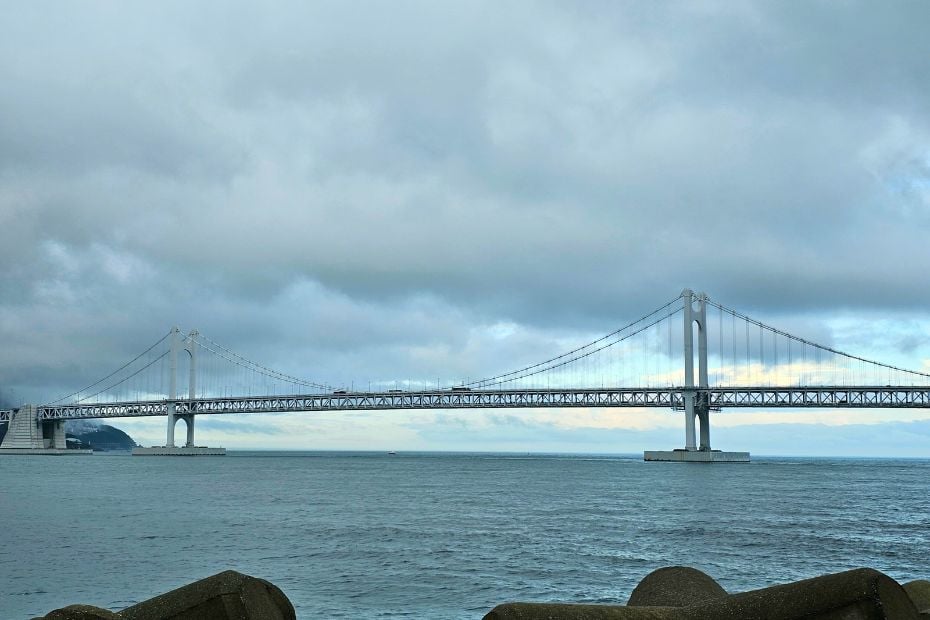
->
[645,290,749,463]
[0,405,93,455]
[132,328,224,456]
[698,407,710,451]
[684,392,697,450]
[683,394,711,451]
[50,419,67,449]
[166,411,195,448]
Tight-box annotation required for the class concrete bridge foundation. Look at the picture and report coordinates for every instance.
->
[0,405,93,455]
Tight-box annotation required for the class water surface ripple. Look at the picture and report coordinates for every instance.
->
[1,453,928,618]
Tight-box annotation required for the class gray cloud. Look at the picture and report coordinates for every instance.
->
[2,1,929,417]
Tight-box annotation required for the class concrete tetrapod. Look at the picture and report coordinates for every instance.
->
[483,568,921,620]
[118,570,295,620]
[34,571,296,620]
[34,606,119,620]
[626,566,727,607]
[903,580,930,616]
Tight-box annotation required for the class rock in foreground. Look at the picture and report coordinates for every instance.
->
[35,570,295,620]
[627,566,727,607]
[903,580,930,615]
[486,567,926,619]
[34,565,930,619]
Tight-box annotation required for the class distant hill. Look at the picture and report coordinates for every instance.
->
[0,417,138,451]
[66,421,138,451]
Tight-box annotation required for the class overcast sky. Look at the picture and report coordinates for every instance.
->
[2,1,929,455]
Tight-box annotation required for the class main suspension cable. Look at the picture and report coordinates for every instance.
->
[466,297,684,388]
[193,333,334,391]
[706,298,930,380]
[70,351,170,404]
[43,330,173,405]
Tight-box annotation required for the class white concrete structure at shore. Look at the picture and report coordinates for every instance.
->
[0,405,93,455]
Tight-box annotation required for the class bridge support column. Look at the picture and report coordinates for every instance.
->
[645,289,749,462]
[684,392,697,450]
[165,411,196,448]
[52,420,67,449]
[166,403,177,447]
[698,406,710,451]
[185,414,195,447]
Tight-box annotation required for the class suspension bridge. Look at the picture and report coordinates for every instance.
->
[2,289,928,459]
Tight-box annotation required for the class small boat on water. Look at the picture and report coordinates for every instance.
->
[387,451,397,455]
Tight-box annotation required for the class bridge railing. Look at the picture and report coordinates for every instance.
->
[21,384,930,421]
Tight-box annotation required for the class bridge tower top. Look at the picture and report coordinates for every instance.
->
[681,289,708,390]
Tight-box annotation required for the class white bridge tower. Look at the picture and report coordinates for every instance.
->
[644,289,749,462]
[132,327,225,456]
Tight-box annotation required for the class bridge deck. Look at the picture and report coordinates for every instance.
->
[0,386,927,422]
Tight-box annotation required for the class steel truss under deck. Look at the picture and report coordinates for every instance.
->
[1,386,927,422]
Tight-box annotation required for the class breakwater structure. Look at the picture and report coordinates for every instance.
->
[4,289,930,458]
[32,566,930,619]
[484,566,930,619]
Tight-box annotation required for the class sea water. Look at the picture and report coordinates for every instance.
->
[1,452,928,619]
